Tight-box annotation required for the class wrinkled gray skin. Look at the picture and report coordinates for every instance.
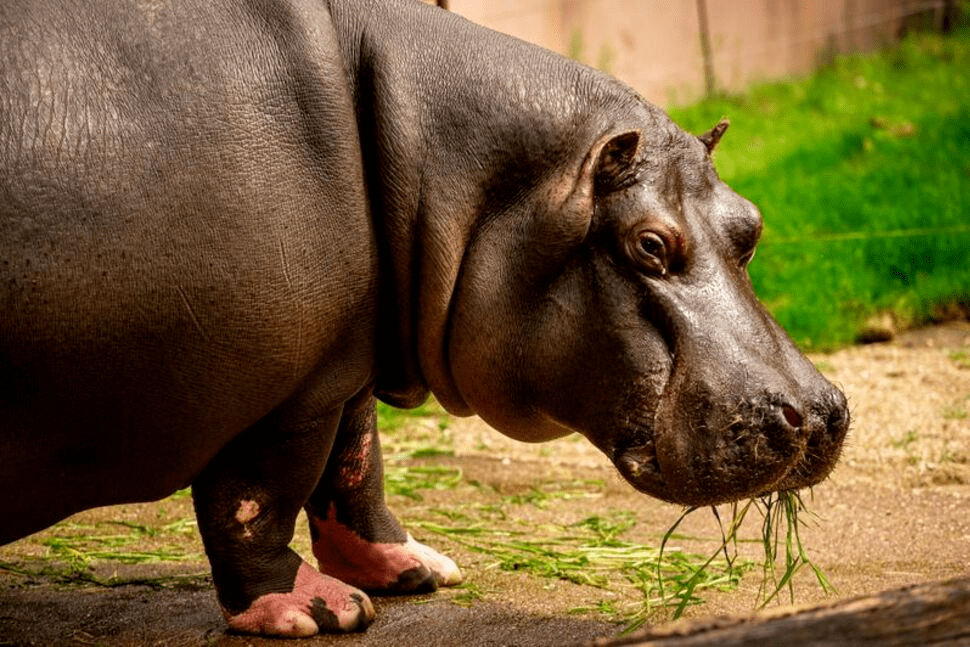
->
[0,0,848,635]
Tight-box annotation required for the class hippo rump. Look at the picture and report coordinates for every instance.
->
[0,0,849,636]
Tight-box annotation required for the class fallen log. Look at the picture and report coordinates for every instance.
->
[592,576,970,647]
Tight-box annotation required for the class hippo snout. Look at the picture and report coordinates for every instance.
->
[614,378,850,507]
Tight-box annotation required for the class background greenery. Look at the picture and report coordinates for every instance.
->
[669,16,970,350]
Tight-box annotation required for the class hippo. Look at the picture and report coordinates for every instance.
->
[0,0,849,637]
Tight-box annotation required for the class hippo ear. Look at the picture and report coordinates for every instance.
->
[559,130,641,230]
[593,130,642,193]
[698,119,730,153]
[549,130,641,243]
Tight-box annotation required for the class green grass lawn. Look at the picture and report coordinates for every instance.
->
[669,21,970,350]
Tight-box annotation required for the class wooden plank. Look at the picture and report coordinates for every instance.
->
[592,577,970,647]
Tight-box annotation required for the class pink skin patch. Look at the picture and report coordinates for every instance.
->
[235,499,260,524]
[225,561,374,636]
[234,500,260,539]
[310,507,463,591]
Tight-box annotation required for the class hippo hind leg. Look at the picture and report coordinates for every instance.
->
[305,392,462,594]
[192,408,374,637]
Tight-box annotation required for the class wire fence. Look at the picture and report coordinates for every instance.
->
[765,225,970,246]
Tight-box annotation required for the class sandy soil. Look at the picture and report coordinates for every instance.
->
[1,320,968,647]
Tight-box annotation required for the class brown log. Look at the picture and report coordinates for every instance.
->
[592,576,970,647]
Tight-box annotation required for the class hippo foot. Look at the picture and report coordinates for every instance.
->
[310,512,463,594]
[225,561,374,636]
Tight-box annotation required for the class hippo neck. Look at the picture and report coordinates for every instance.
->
[328,0,637,414]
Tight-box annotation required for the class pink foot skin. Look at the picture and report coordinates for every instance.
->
[225,561,375,636]
[310,508,463,593]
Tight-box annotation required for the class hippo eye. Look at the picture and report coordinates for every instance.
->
[631,230,668,276]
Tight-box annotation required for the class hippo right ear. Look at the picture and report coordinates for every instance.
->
[592,130,642,194]
[698,119,730,153]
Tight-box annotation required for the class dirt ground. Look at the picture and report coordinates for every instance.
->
[2,320,969,647]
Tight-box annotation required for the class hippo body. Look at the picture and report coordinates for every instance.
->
[0,0,849,636]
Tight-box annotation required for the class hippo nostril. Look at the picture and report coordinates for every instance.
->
[781,404,803,429]
[825,390,851,439]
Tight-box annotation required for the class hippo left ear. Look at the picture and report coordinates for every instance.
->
[548,130,641,244]
[593,130,642,193]
[698,119,730,153]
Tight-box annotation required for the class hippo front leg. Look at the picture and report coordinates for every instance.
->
[192,410,374,637]
[305,392,462,594]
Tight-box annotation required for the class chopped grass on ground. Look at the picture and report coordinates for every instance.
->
[32,520,201,568]
[379,400,463,499]
[413,512,751,631]
[949,349,970,369]
[384,464,464,500]
[0,517,207,588]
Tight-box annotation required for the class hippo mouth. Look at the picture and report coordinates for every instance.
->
[609,389,849,507]
[613,438,666,495]
[611,428,806,507]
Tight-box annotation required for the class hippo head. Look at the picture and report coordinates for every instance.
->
[443,112,849,507]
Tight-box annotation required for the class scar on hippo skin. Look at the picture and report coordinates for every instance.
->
[235,499,260,539]
[225,560,375,636]
[336,428,372,489]
[309,502,462,593]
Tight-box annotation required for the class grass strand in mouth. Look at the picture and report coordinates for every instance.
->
[654,489,834,624]
[751,489,835,607]
[651,502,762,626]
